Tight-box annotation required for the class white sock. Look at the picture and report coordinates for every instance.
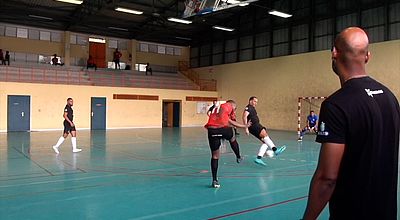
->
[71,137,77,150]
[257,144,268,157]
[54,136,65,148]
[262,136,276,150]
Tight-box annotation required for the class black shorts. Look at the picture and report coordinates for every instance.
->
[207,127,234,151]
[249,123,266,140]
[63,120,76,134]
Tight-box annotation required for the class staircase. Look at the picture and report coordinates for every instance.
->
[178,61,217,91]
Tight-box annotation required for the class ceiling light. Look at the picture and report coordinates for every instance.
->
[212,25,235,32]
[167,17,192,24]
[29,15,53,20]
[89,37,106,43]
[54,0,83,4]
[226,0,240,3]
[175,36,191,41]
[239,3,249,6]
[268,10,292,18]
[108,26,129,31]
[115,7,143,15]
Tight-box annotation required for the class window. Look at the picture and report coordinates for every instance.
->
[29,29,40,40]
[149,44,157,53]
[70,34,77,44]
[51,32,62,42]
[77,35,87,45]
[166,47,174,55]
[174,48,181,56]
[5,26,17,37]
[17,28,28,38]
[0,25,4,36]
[108,40,118,48]
[40,31,51,41]
[140,43,148,52]
[158,46,166,54]
[118,40,128,50]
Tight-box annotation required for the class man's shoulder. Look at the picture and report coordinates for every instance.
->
[244,104,253,110]
[65,105,72,110]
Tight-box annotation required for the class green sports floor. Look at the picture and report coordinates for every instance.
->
[0,127,398,220]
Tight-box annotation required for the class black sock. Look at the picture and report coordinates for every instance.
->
[211,158,218,181]
[229,140,241,158]
[257,156,262,159]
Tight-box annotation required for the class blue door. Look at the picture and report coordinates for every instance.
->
[91,97,106,130]
[7,95,30,132]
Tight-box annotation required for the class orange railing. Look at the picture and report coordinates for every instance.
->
[178,61,217,91]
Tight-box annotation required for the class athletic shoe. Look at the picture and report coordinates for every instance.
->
[274,145,286,156]
[297,136,303,141]
[72,148,82,153]
[236,156,244,163]
[254,158,266,166]
[211,180,220,188]
[52,146,59,154]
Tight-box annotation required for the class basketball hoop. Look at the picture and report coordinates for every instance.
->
[184,0,200,17]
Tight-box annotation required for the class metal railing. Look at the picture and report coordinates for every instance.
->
[178,61,217,91]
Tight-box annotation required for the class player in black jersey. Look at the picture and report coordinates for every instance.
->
[243,96,286,166]
[303,27,400,220]
[52,98,82,154]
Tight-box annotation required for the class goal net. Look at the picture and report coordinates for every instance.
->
[297,96,326,137]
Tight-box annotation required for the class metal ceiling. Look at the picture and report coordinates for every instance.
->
[0,0,394,46]
[0,0,280,45]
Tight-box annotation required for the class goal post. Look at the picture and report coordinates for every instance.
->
[297,96,327,137]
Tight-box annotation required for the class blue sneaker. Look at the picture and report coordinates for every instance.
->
[274,145,286,156]
[254,158,266,166]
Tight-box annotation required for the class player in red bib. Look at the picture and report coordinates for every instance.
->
[205,100,251,188]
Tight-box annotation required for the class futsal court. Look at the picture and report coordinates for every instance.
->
[2,127,397,220]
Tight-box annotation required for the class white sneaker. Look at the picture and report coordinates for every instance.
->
[72,148,82,153]
[52,146,59,154]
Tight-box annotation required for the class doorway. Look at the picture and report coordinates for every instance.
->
[91,97,106,130]
[7,95,30,132]
[89,42,106,68]
[162,101,181,127]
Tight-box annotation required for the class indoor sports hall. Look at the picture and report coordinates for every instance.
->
[0,0,399,219]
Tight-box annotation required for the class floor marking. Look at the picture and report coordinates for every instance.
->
[131,184,309,220]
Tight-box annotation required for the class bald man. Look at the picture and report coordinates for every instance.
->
[302,27,400,220]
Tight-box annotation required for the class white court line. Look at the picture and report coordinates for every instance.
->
[131,184,309,220]
[0,166,194,188]
[0,173,121,188]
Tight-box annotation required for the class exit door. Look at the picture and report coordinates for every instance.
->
[7,95,30,132]
[89,42,106,68]
[91,97,106,130]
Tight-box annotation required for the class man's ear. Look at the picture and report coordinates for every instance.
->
[365,51,371,63]
[331,46,338,59]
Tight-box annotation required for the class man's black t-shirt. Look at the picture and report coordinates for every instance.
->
[316,76,400,220]
[64,105,73,122]
[244,105,260,125]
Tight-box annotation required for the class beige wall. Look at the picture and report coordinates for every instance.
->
[195,40,400,131]
[0,36,63,56]
[0,82,217,131]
